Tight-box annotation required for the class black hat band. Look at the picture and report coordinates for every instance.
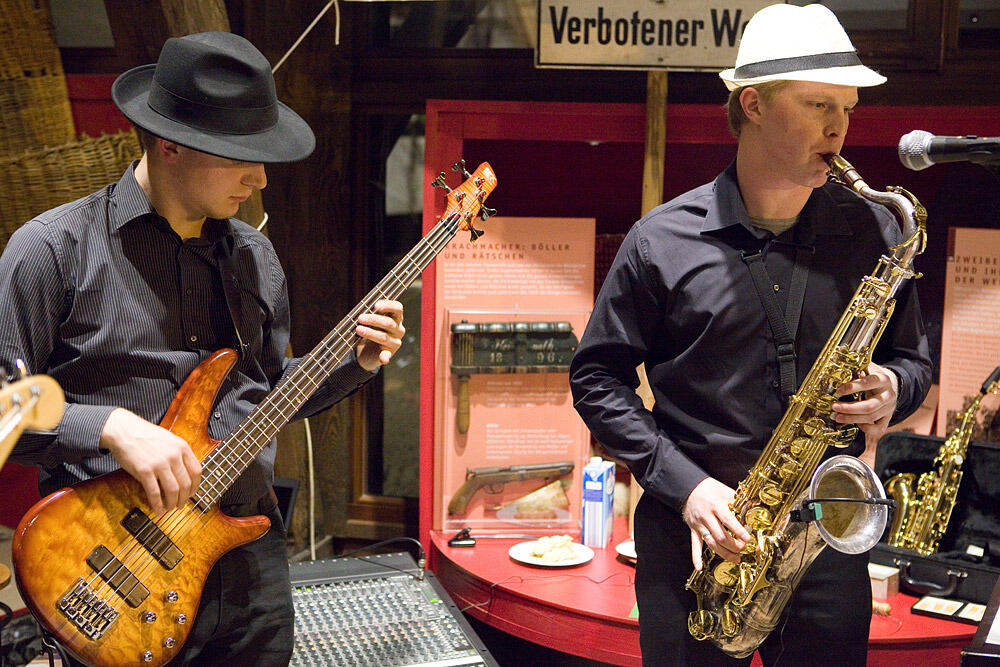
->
[734,51,861,79]
[147,78,279,136]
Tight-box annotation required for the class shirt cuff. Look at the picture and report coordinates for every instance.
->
[644,442,710,514]
[56,402,118,463]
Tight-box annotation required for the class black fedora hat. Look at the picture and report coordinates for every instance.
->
[112,31,315,163]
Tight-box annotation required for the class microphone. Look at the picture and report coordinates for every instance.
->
[790,496,897,523]
[898,130,1000,171]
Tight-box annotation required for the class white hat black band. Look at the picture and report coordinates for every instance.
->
[734,51,862,79]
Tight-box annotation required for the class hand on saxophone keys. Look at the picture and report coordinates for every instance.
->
[831,362,900,466]
[682,477,753,570]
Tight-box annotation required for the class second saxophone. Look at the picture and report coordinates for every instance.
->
[886,366,1000,555]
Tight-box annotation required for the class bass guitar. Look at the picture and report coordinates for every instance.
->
[13,161,496,667]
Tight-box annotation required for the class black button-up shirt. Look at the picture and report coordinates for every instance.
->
[570,161,932,513]
[0,163,375,503]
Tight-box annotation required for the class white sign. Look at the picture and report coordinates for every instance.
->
[536,0,773,71]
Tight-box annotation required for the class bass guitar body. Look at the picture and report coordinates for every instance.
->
[13,350,269,667]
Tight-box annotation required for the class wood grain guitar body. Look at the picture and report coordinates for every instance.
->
[13,350,269,667]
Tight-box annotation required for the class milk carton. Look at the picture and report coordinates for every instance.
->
[582,456,615,548]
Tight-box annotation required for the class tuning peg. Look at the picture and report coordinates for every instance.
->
[468,226,485,242]
[431,172,452,193]
[451,159,472,179]
[479,206,497,221]
[15,359,27,379]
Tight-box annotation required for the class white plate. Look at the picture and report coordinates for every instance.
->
[615,539,637,560]
[508,540,594,567]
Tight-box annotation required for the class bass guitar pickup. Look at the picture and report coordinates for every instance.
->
[122,507,183,570]
[85,544,149,607]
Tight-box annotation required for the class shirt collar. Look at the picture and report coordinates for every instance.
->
[111,161,236,248]
[701,160,854,242]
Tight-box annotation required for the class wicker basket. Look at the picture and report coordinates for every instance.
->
[0,0,65,79]
[0,74,76,154]
[0,130,142,251]
[0,0,76,153]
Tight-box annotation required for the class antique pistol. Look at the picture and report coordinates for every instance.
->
[450,320,578,433]
[447,460,574,515]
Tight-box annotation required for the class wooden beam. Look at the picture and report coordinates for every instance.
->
[641,70,667,216]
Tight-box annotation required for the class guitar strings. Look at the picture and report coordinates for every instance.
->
[75,197,485,618]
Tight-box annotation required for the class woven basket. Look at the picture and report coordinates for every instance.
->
[0,130,142,251]
[0,0,65,79]
[0,0,76,152]
[0,74,76,154]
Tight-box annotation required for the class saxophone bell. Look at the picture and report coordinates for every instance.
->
[800,455,893,555]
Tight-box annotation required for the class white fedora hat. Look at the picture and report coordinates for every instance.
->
[719,3,886,91]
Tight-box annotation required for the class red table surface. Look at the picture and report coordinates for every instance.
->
[430,517,976,666]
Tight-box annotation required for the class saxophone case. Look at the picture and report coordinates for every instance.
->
[871,432,1000,605]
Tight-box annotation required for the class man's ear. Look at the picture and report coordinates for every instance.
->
[740,87,763,124]
[157,138,182,163]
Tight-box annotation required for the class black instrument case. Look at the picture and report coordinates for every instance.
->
[871,432,1000,605]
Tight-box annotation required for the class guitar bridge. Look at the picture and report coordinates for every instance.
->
[57,578,120,640]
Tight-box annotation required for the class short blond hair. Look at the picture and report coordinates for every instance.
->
[726,80,790,139]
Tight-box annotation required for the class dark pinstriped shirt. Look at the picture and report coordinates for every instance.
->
[0,162,375,504]
[570,161,932,513]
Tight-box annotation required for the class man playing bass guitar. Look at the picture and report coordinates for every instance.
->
[0,31,404,666]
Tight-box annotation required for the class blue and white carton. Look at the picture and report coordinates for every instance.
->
[582,456,615,548]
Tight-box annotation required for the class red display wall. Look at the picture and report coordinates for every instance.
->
[419,99,1000,550]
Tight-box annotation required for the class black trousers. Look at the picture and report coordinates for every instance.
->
[634,493,872,667]
[61,497,293,667]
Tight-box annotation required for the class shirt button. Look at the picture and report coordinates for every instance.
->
[190,335,198,343]
[771,380,780,388]
[213,412,221,420]
[185,288,193,295]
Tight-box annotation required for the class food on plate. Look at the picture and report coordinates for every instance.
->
[530,534,577,562]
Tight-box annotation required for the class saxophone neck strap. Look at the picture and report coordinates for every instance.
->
[741,244,814,401]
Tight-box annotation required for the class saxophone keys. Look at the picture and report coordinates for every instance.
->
[759,485,783,506]
[789,437,810,455]
[687,610,716,640]
[833,425,858,446]
[779,460,800,479]
[720,607,742,638]
[744,506,771,531]
[713,561,739,587]
[802,417,827,436]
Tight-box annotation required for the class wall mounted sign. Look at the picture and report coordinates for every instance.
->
[536,0,773,70]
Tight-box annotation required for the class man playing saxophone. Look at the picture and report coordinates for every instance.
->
[569,4,932,666]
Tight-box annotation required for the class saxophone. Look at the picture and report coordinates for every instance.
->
[886,366,1000,555]
[686,154,928,658]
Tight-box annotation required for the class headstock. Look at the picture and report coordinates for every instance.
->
[432,159,498,242]
[1,368,65,466]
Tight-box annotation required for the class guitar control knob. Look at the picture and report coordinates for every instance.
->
[143,651,154,662]
[164,637,176,648]
[165,591,179,603]
[142,611,157,624]
[176,614,187,624]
